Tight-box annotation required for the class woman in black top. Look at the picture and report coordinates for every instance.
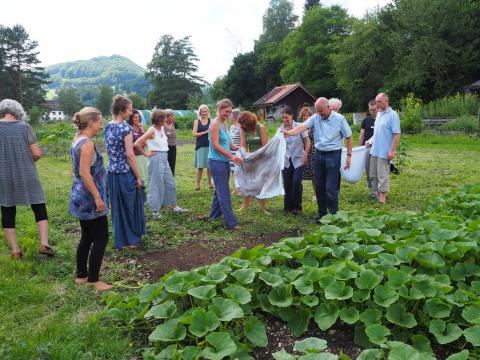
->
[192,104,213,190]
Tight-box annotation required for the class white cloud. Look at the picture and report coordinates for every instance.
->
[0,0,391,83]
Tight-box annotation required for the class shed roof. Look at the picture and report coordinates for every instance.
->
[253,83,316,107]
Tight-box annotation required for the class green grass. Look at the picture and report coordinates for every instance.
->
[0,133,479,359]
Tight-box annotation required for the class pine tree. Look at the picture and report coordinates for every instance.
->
[0,25,49,110]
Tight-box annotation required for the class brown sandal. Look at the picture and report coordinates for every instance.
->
[39,245,55,257]
[12,251,24,259]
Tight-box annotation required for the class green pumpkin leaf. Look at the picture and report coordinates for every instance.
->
[320,224,341,234]
[144,300,177,319]
[415,252,445,269]
[293,337,327,353]
[429,228,458,241]
[429,319,462,344]
[202,332,237,360]
[188,309,220,337]
[148,319,186,342]
[188,284,217,300]
[357,349,384,360]
[360,308,383,326]
[259,272,284,287]
[300,354,337,360]
[464,325,480,346]
[268,285,293,307]
[339,306,360,324]
[231,268,257,284]
[355,270,383,290]
[138,283,163,303]
[387,269,411,289]
[182,346,202,360]
[222,284,251,304]
[423,298,452,318]
[331,246,353,260]
[156,344,178,359]
[386,304,417,328]
[302,294,319,307]
[244,315,268,347]
[314,303,339,331]
[352,289,371,302]
[411,334,433,356]
[445,350,470,360]
[208,297,244,321]
[462,304,480,324]
[387,342,419,360]
[365,324,391,345]
[325,281,353,300]
[373,285,399,307]
[292,276,314,295]
[201,272,227,284]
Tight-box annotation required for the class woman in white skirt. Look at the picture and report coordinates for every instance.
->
[134,109,187,220]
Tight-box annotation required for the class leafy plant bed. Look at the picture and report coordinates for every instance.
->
[105,184,480,359]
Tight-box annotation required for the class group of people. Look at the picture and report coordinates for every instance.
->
[0,91,400,290]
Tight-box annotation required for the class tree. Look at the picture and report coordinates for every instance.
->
[27,105,44,126]
[211,76,228,101]
[281,5,352,99]
[128,92,146,109]
[0,24,49,110]
[58,87,83,117]
[379,0,480,102]
[304,0,321,14]
[223,52,265,108]
[95,85,114,116]
[146,35,204,108]
[331,14,392,110]
[254,0,299,95]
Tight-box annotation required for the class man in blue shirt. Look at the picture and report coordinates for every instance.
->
[284,97,352,220]
[367,93,401,204]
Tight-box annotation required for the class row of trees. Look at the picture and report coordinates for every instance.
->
[211,0,480,111]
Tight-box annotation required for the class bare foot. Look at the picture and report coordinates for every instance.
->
[88,281,113,291]
[231,225,242,231]
[75,277,88,284]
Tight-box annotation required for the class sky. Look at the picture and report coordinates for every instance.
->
[1,0,391,83]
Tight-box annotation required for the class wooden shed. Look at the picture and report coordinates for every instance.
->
[253,83,316,121]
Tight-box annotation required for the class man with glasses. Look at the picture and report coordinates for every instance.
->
[283,97,352,221]
[367,93,401,204]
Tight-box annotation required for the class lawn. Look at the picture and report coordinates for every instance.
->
[0,132,479,359]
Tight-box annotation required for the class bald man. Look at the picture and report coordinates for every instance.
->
[284,97,352,221]
[367,93,401,204]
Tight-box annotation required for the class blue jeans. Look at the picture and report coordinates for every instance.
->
[282,159,304,212]
[208,159,238,229]
[313,149,341,217]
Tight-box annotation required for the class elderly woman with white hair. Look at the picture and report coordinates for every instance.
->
[192,104,213,190]
[329,98,343,113]
[0,99,54,259]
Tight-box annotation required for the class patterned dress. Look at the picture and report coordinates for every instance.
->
[69,137,108,220]
[302,128,315,181]
[0,120,46,206]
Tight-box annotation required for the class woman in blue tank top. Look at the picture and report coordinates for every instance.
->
[207,99,243,230]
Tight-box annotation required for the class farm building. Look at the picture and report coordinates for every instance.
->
[253,83,316,121]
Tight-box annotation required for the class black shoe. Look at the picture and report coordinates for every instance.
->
[390,163,399,175]
[369,194,378,201]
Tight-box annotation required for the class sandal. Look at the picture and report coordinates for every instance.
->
[39,245,55,257]
[12,251,24,259]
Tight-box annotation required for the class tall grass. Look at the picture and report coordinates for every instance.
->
[422,93,479,118]
[440,115,479,133]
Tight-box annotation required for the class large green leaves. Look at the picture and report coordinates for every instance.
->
[462,304,480,324]
[189,309,220,337]
[293,337,328,353]
[208,297,244,321]
[429,319,462,344]
[202,332,237,360]
[268,285,293,307]
[314,303,339,331]
[144,301,177,319]
[464,325,480,346]
[149,319,186,342]
[188,284,217,300]
[365,324,391,345]
[386,304,417,328]
[355,270,383,290]
[324,281,353,300]
[244,316,268,347]
[223,285,251,304]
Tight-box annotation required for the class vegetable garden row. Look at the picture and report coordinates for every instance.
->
[105,184,480,360]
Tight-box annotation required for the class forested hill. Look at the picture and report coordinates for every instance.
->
[46,55,151,99]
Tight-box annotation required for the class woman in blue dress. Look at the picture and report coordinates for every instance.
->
[69,107,111,291]
[104,95,146,249]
